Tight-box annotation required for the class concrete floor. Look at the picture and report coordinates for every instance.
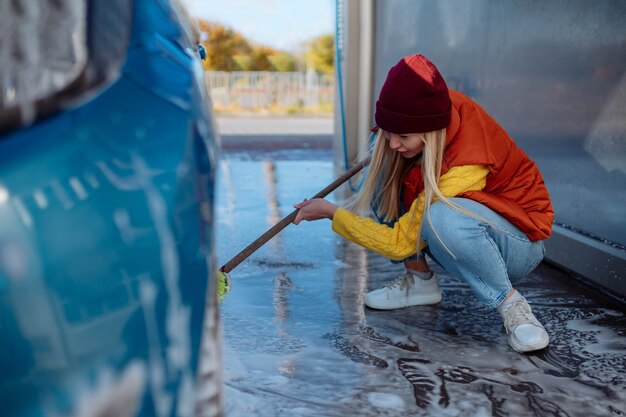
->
[215,117,626,417]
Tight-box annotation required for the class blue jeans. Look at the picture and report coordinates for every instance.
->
[421,198,546,308]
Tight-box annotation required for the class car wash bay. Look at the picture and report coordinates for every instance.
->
[214,116,626,417]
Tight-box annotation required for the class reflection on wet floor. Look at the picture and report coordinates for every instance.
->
[216,154,626,417]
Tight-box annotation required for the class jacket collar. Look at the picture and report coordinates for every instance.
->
[445,105,460,146]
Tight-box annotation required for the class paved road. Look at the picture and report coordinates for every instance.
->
[215,115,335,153]
[215,115,334,136]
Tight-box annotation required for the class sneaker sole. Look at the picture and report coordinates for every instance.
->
[508,333,550,353]
[365,292,442,310]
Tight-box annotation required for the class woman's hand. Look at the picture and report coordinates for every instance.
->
[293,198,338,225]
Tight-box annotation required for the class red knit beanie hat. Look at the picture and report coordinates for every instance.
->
[375,54,451,134]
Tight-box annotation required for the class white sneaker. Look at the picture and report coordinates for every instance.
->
[500,300,549,353]
[364,271,441,310]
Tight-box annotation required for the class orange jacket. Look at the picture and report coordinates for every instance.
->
[402,90,554,241]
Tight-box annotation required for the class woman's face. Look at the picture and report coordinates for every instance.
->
[383,130,425,158]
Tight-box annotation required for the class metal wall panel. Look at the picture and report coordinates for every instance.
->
[372,0,626,293]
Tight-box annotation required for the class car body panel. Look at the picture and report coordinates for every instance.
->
[0,0,221,416]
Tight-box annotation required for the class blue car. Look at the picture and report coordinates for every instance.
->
[0,1,222,416]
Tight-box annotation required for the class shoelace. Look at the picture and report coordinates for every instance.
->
[503,301,537,332]
[384,271,415,296]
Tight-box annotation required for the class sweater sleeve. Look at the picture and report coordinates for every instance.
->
[331,164,489,260]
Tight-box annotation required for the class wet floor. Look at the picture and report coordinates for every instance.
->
[215,147,626,417]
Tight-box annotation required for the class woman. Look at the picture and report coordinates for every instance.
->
[293,53,553,353]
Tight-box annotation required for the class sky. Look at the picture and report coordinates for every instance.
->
[180,0,335,52]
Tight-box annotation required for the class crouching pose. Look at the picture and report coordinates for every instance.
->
[293,54,554,353]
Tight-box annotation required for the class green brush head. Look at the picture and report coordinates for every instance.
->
[216,271,231,302]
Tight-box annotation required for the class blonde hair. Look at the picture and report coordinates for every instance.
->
[347,128,486,257]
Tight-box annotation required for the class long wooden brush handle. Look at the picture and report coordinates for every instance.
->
[219,156,371,273]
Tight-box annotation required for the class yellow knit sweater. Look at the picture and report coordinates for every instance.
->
[331,165,489,260]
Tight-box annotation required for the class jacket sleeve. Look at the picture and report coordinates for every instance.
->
[331,164,489,260]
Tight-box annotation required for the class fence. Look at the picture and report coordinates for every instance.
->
[204,71,334,112]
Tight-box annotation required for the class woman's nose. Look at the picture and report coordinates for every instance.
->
[388,135,401,150]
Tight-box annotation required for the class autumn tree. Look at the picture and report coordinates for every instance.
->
[197,20,251,71]
[269,51,297,72]
[305,34,334,74]
[198,19,325,73]
[249,46,274,71]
